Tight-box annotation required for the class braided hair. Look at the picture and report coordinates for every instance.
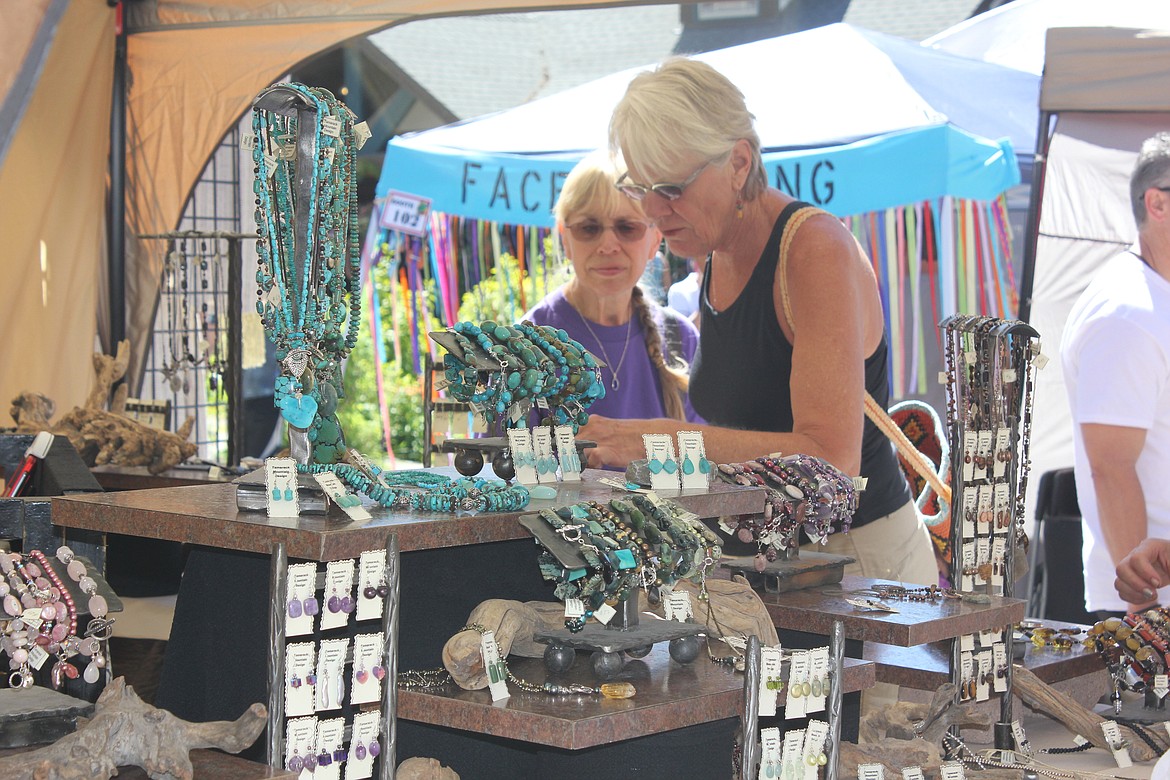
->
[630,285,689,420]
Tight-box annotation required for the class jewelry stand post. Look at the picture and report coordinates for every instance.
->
[379,533,400,780]
[826,620,844,780]
[266,541,288,769]
[740,635,761,780]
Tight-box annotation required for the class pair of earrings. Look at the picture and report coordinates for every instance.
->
[326,585,355,614]
[352,738,381,760]
[271,486,296,501]
[362,574,390,600]
[287,592,320,619]
[560,449,582,473]
[764,674,785,692]
[288,748,320,772]
[333,491,361,508]
[647,456,678,475]
[486,658,508,684]
[512,450,537,469]
[354,661,387,685]
[288,669,317,689]
[680,454,714,475]
[536,454,558,475]
[804,752,828,767]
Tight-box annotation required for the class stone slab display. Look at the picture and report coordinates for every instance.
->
[0,687,94,749]
[49,469,765,562]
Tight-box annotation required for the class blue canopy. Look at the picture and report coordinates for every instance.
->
[377,23,1036,227]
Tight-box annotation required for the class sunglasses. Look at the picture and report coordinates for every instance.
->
[566,219,651,243]
[615,160,711,202]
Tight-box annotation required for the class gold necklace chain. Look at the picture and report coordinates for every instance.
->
[574,304,632,391]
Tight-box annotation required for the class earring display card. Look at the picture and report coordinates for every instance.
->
[554,425,582,481]
[642,433,681,492]
[314,717,345,780]
[758,726,781,780]
[285,642,317,717]
[807,646,829,713]
[286,562,318,637]
[345,709,382,780]
[902,768,925,780]
[663,590,692,622]
[940,760,966,780]
[355,550,386,624]
[284,715,318,775]
[480,629,510,702]
[780,729,804,780]
[315,639,349,712]
[507,428,538,485]
[267,457,301,518]
[858,763,886,780]
[802,720,829,780]
[350,633,385,706]
[759,644,783,717]
[785,649,809,719]
[532,426,558,484]
[321,560,356,631]
[676,430,711,490]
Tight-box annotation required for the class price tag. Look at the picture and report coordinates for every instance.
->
[532,426,558,485]
[554,425,582,482]
[284,641,317,717]
[940,760,965,780]
[781,730,804,780]
[665,590,693,622]
[1155,674,1168,699]
[379,190,432,237]
[642,433,681,492]
[321,115,342,137]
[676,430,710,490]
[807,646,829,713]
[803,720,829,780]
[28,644,49,670]
[759,727,782,780]
[564,598,585,619]
[594,603,616,625]
[785,649,809,719]
[353,121,372,150]
[901,768,924,780]
[1011,720,1033,757]
[507,428,538,485]
[312,471,372,522]
[857,763,885,780]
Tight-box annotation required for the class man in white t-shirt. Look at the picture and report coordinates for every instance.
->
[1062,132,1170,617]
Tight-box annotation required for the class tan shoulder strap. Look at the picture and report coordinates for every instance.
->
[777,205,952,507]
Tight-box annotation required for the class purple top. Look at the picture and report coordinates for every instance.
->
[524,288,704,422]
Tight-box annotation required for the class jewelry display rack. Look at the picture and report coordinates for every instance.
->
[137,230,247,465]
[941,314,1040,753]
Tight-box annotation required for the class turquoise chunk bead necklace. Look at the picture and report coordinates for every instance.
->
[297,463,530,513]
[252,83,362,464]
[441,319,604,432]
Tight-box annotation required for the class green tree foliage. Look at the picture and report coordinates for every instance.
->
[457,243,570,323]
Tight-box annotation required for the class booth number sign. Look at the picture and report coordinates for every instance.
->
[380,190,432,237]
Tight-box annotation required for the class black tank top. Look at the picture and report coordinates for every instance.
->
[689,202,910,528]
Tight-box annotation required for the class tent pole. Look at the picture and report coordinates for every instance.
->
[1017,110,1053,323]
[108,7,127,350]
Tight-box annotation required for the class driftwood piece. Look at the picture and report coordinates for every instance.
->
[397,756,460,779]
[1013,664,1170,762]
[85,340,130,410]
[55,407,197,474]
[647,576,780,648]
[442,600,563,690]
[859,683,993,744]
[10,392,55,432]
[0,678,265,780]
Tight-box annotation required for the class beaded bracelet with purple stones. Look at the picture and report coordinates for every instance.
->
[715,454,858,567]
[296,462,530,513]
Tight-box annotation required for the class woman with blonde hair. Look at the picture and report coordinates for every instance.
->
[583,58,935,585]
[525,150,702,423]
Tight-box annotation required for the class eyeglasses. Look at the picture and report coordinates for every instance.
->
[615,160,711,202]
[565,219,651,243]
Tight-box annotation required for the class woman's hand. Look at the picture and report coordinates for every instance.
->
[1116,538,1170,606]
[578,415,658,469]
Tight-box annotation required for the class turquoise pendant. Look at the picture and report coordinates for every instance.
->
[279,393,318,428]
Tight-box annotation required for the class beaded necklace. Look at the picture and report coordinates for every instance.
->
[252,83,362,464]
[296,462,530,513]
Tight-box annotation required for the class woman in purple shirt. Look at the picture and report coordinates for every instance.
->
[524,150,702,423]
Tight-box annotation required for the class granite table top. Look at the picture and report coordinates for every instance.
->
[759,575,1027,647]
[50,470,764,561]
[396,644,876,750]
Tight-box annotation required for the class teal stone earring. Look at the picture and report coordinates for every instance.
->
[271,487,282,501]
[663,457,677,475]
[648,456,663,474]
[284,487,295,502]
[699,456,712,475]
[682,455,695,475]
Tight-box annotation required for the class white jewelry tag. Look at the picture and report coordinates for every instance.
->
[807,646,829,713]
[759,645,784,717]
[858,763,885,780]
[991,537,1006,589]
[554,425,582,481]
[940,760,965,780]
[20,609,43,631]
[962,486,978,540]
[1101,720,1132,768]
[1155,674,1168,699]
[1011,720,1033,757]
[278,142,296,162]
[284,642,317,717]
[665,590,693,622]
[993,483,1011,536]
[507,428,539,485]
[975,538,991,586]
[315,639,349,712]
[759,727,782,780]
[266,457,300,518]
[975,429,993,481]
[321,115,342,137]
[241,132,257,150]
[593,602,617,625]
[355,550,387,624]
[314,716,345,780]
[901,768,924,780]
[347,709,382,780]
[350,632,385,706]
[642,433,681,492]
[676,430,710,490]
[319,559,356,631]
[285,562,318,637]
[785,649,810,719]
[312,472,372,522]
[353,121,372,150]
[803,719,829,780]
[1073,735,1089,746]
[564,598,585,619]
[480,630,510,701]
[1033,351,1049,370]
[976,650,992,702]
[961,546,975,592]
[992,643,1008,694]
[27,644,50,670]
[781,729,805,780]
[532,426,558,484]
[993,427,1011,479]
[938,370,949,385]
[962,431,977,482]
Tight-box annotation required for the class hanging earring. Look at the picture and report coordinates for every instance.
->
[302,591,319,617]
[372,663,386,681]
[287,587,303,619]
[699,456,712,475]
[288,749,304,772]
[327,585,342,613]
[368,737,381,758]
[356,660,369,685]
[648,456,663,474]
[682,454,695,475]
[663,457,677,475]
[354,740,367,760]
[284,486,295,502]
[271,487,282,501]
[735,196,744,219]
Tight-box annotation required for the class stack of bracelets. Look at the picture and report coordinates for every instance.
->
[533,494,722,632]
[714,454,858,568]
[441,320,605,432]
[0,547,112,690]
[1089,610,1170,694]
[295,462,531,513]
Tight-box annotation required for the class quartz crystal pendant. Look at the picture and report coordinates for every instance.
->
[599,682,636,699]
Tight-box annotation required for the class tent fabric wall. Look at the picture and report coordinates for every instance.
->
[1025,110,1170,539]
[1041,27,1170,112]
[0,0,115,421]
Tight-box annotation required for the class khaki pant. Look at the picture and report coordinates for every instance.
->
[810,500,938,586]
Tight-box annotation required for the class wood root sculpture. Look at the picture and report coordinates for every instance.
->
[0,678,266,780]
[9,340,197,474]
